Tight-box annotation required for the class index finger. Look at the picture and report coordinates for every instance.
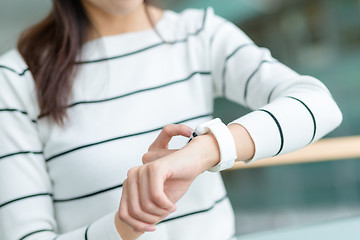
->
[149,124,193,150]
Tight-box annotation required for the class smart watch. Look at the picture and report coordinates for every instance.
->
[189,118,237,172]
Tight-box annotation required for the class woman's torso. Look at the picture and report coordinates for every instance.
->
[34,8,235,240]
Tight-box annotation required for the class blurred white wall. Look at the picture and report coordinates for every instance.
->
[0,0,51,54]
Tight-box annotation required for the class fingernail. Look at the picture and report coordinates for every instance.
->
[146,227,156,232]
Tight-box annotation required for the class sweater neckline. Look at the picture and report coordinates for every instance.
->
[83,9,171,46]
[79,9,173,62]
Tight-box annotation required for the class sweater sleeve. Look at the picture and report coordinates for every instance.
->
[205,8,342,163]
[0,56,122,240]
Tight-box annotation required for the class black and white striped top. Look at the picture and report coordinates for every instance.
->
[0,8,342,240]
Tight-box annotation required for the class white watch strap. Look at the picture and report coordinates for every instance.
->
[194,118,237,172]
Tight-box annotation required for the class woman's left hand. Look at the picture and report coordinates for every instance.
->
[117,126,221,233]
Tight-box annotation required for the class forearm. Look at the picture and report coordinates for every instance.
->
[228,123,255,162]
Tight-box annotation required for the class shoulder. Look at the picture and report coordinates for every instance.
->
[167,7,226,27]
[0,49,29,77]
[0,49,38,115]
[160,7,227,40]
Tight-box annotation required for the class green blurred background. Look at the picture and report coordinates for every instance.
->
[1,0,360,237]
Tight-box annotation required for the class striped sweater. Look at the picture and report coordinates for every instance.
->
[0,7,342,240]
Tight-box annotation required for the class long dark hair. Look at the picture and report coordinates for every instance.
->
[18,0,153,125]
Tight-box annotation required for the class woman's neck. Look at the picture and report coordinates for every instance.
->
[83,3,163,40]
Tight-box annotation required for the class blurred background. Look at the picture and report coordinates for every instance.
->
[1,0,360,238]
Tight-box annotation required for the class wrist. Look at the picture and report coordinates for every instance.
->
[185,133,220,173]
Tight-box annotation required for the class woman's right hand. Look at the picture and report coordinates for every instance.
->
[115,124,193,238]
[142,124,193,164]
[117,131,221,235]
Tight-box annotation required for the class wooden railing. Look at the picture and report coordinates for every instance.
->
[230,135,360,170]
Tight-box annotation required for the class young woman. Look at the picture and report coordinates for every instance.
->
[0,0,342,239]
